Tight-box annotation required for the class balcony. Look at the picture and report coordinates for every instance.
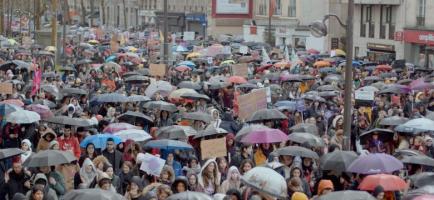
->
[354,0,401,5]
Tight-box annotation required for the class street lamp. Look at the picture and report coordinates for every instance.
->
[308,0,354,151]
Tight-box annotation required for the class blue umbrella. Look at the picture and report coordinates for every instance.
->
[175,45,188,52]
[178,61,196,68]
[0,103,22,116]
[80,134,122,149]
[105,55,116,62]
[144,139,193,150]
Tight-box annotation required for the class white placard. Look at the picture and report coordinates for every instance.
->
[239,45,248,54]
[355,90,375,101]
[183,32,195,41]
[207,57,213,64]
[139,153,166,176]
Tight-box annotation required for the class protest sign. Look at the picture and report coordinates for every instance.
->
[183,32,195,41]
[139,153,166,176]
[239,45,248,54]
[355,90,375,101]
[149,64,166,77]
[200,137,227,160]
[231,63,248,77]
[0,82,13,94]
[207,57,213,65]
[238,88,268,120]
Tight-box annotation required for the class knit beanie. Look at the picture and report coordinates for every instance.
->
[291,192,308,200]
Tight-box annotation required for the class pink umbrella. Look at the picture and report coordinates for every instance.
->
[1,99,24,107]
[414,195,434,200]
[103,123,140,133]
[25,104,53,119]
[175,65,191,72]
[241,128,288,144]
[410,78,434,91]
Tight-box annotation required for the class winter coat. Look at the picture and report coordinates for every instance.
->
[46,171,66,196]
[25,173,58,200]
[102,149,123,174]
[36,129,57,152]
[0,170,31,199]
[57,135,81,159]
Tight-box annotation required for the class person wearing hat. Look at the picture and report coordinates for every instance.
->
[25,173,58,200]
[311,179,334,199]
[291,192,309,200]
[20,139,32,163]
[96,172,116,192]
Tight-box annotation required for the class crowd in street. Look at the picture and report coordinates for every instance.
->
[0,30,433,200]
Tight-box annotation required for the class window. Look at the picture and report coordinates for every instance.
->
[259,0,267,15]
[360,5,366,37]
[380,6,386,39]
[154,0,157,9]
[274,0,281,16]
[417,0,426,26]
[288,0,296,17]
[365,6,375,38]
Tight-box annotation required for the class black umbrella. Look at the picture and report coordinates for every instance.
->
[59,66,76,72]
[180,92,210,101]
[0,60,31,71]
[409,172,434,188]
[64,189,124,200]
[274,146,319,159]
[364,76,382,82]
[44,116,93,127]
[318,190,376,200]
[137,68,150,76]
[156,125,197,140]
[61,87,88,96]
[247,109,287,122]
[320,150,358,172]
[76,59,92,65]
[193,127,228,139]
[319,91,340,98]
[182,111,212,123]
[359,128,394,144]
[324,74,343,83]
[379,116,409,126]
[316,84,339,91]
[143,101,177,112]
[177,81,202,90]
[93,93,128,103]
[124,75,149,84]
[41,85,60,97]
[302,93,326,102]
[23,150,76,167]
[122,71,140,78]
[288,132,324,147]
[35,50,55,56]
[33,99,57,109]
[117,111,153,123]
[290,123,319,135]
[0,148,24,160]
[401,155,434,167]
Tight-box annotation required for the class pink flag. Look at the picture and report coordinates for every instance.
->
[31,65,42,96]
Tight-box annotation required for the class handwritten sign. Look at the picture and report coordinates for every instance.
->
[231,63,248,77]
[139,153,166,176]
[149,64,166,77]
[200,137,227,160]
[0,82,13,94]
[238,88,268,120]
[183,32,195,41]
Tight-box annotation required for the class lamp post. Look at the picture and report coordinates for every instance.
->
[309,0,354,150]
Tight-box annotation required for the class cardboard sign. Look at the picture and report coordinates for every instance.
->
[0,82,13,94]
[200,137,227,160]
[149,64,166,77]
[239,45,248,54]
[355,90,375,101]
[231,63,248,77]
[139,153,166,176]
[238,88,268,120]
[183,32,195,41]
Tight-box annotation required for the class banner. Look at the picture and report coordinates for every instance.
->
[200,137,227,160]
[139,153,166,176]
[149,64,166,77]
[238,88,268,120]
[231,63,248,77]
[0,82,13,94]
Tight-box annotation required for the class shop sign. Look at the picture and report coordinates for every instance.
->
[404,29,434,45]
[367,43,394,52]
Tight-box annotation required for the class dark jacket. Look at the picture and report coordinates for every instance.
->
[0,170,31,200]
[102,149,123,174]
[25,173,58,200]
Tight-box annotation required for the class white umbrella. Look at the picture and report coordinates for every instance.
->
[7,110,40,124]
[145,80,174,97]
[241,166,287,199]
[114,129,152,142]
[401,118,434,131]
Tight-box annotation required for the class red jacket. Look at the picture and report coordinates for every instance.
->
[57,136,81,159]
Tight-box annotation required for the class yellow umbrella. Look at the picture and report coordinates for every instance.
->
[128,46,138,52]
[7,38,17,45]
[88,40,99,44]
[334,49,346,57]
[221,60,235,65]
[313,60,331,68]
[186,52,201,59]
[45,46,56,52]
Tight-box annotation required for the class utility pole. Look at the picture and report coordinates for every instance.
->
[343,0,354,151]
[0,0,4,35]
[51,0,57,45]
[90,0,94,27]
[163,0,168,65]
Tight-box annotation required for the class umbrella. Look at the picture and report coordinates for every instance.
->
[347,153,404,174]
[288,132,324,147]
[401,155,434,167]
[40,85,60,97]
[103,62,122,72]
[44,116,92,127]
[317,84,339,91]
[59,66,76,72]
[127,95,151,102]
[103,123,140,133]
[167,191,213,200]
[33,99,56,109]
[290,123,319,135]
[364,76,382,82]
[6,110,40,124]
[400,118,434,131]
[156,125,197,140]
[80,134,122,149]
[409,172,434,188]
[124,75,149,84]
[178,61,196,68]
[235,124,269,141]
[247,109,287,122]
[318,190,376,200]
[0,148,24,160]
[145,80,174,97]
[228,76,247,84]
[180,93,210,101]
[175,65,191,72]
[376,64,393,71]
[314,60,331,68]
[0,103,23,115]
[405,186,434,200]
[186,52,202,59]
[357,86,379,92]
[144,100,177,112]
[359,128,394,144]
[25,104,53,119]
[61,87,88,96]
[207,81,229,89]
[1,99,24,107]
[358,174,407,191]
[114,129,152,142]
[76,59,92,65]
[274,146,319,159]
[105,55,117,62]
[320,150,358,172]
[23,150,76,167]
[169,88,198,100]
[240,128,288,144]
[241,167,288,199]
[413,195,434,200]
[238,83,258,89]
[194,127,228,139]
[379,116,409,126]
[397,78,414,85]
[94,93,128,103]
[117,111,153,123]
[144,139,193,150]
[177,81,202,90]
[319,91,340,97]
[221,60,236,65]
[324,74,343,83]
[395,124,419,133]
[302,93,326,102]
[63,189,124,200]
[393,149,423,158]
[182,111,212,123]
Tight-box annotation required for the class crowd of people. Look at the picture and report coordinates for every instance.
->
[0,29,433,200]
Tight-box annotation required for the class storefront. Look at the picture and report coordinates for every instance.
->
[403,29,434,68]
[185,13,207,39]
[366,43,396,64]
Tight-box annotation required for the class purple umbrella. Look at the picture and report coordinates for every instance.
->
[410,78,434,91]
[240,128,288,144]
[347,153,403,174]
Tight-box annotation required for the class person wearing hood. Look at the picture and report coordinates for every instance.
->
[74,158,97,189]
[37,166,65,197]
[20,139,32,163]
[25,173,58,200]
[37,128,57,152]
[171,176,188,194]
[198,159,221,195]
[182,156,201,175]
[311,179,334,200]
[207,108,222,129]
[218,166,241,194]
[124,176,146,200]
[159,165,175,185]
[95,172,117,192]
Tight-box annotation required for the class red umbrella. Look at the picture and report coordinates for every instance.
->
[228,76,247,84]
[175,65,191,72]
[1,99,24,107]
[358,174,408,191]
[376,65,392,71]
